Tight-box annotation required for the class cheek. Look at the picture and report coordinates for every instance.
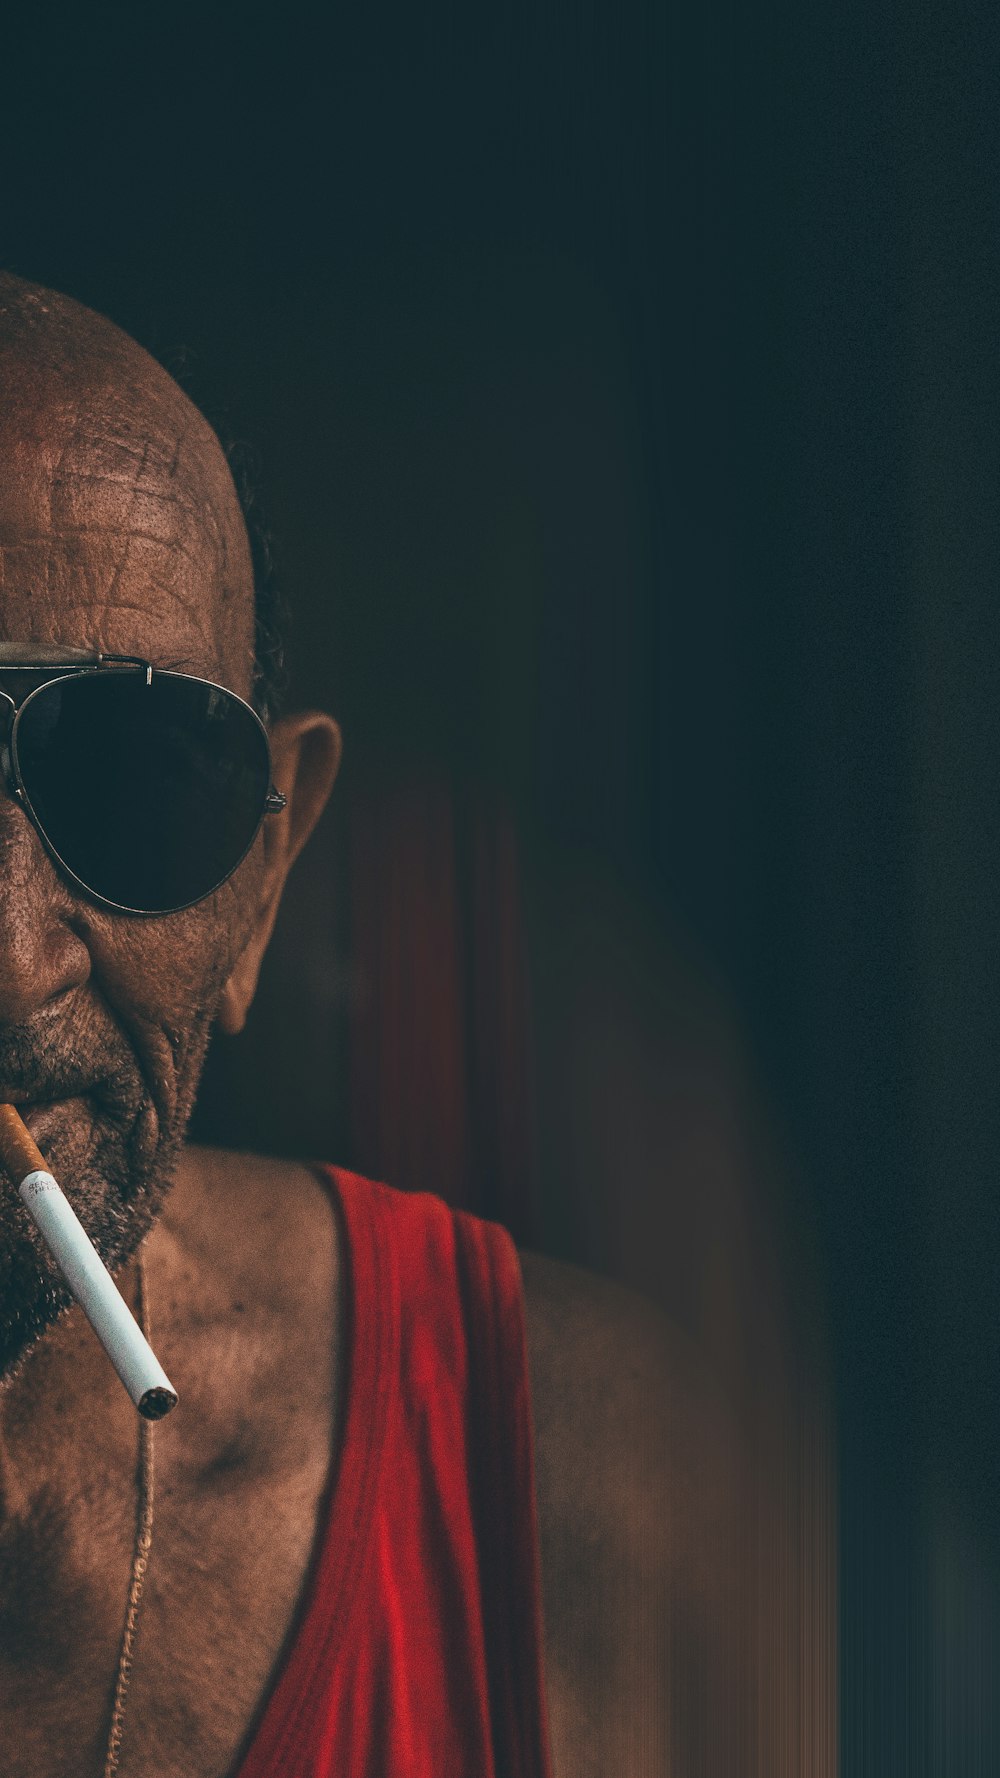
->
[81,860,263,1096]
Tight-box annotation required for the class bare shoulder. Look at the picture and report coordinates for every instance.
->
[519,1249,740,1562]
[154,1144,341,1471]
[164,1142,340,1320]
[518,1252,744,1778]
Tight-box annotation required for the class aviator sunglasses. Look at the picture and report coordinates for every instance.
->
[0,645,286,916]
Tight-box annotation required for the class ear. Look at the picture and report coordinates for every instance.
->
[216,710,342,1035]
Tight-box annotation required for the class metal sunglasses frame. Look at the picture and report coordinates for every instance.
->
[0,644,287,917]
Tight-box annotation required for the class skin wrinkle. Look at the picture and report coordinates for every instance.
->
[51,430,201,485]
[49,481,204,516]
[47,408,82,607]
[48,410,78,534]
[58,432,149,465]
[82,411,239,587]
[52,456,205,505]
[51,423,79,483]
[166,424,185,482]
[0,539,212,600]
[0,588,224,634]
[85,438,148,620]
[0,527,202,545]
[103,532,132,617]
[53,495,221,580]
[0,536,226,674]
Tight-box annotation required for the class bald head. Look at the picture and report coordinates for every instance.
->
[0,274,257,700]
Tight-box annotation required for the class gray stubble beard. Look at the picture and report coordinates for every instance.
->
[0,1001,218,1391]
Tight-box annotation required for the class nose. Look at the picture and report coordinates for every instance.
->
[0,793,91,1024]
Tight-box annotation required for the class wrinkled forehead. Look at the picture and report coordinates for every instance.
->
[0,309,255,696]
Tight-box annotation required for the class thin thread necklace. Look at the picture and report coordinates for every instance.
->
[102,1247,156,1778]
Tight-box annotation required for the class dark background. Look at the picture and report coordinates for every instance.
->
[4,3,998,1766]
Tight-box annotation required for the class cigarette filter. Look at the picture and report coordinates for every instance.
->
[0,1104,178,1419]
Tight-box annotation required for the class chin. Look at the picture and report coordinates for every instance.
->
[0,1120,181,1388]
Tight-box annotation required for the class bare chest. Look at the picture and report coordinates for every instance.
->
[0,1449,331,1778]
[125,1453,331,1778]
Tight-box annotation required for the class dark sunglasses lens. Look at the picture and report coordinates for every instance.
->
[15,673,272,911]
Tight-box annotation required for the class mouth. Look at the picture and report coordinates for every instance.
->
[3,1095,97,1164]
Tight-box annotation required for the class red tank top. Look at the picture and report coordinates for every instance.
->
[233,1166,554,1778]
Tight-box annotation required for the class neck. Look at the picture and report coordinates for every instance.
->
[0,1284,146,1751]
[0,1141,205,1516]
[0,1257,148,1583]
[1,1257,144,1488]
[0,1270,153,1778]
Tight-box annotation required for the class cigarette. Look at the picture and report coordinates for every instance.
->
[0,1104,178,1420]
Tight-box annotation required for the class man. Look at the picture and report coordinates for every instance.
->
[0,273,795,1777]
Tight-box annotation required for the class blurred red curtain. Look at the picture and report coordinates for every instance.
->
[347,773,536,1242]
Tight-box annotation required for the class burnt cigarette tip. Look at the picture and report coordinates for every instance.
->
[139,1385,179,1420]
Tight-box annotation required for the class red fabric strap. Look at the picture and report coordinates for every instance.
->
[234,1166,553,1778]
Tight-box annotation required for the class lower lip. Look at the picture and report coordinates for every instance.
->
[19,1097,93,1160]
